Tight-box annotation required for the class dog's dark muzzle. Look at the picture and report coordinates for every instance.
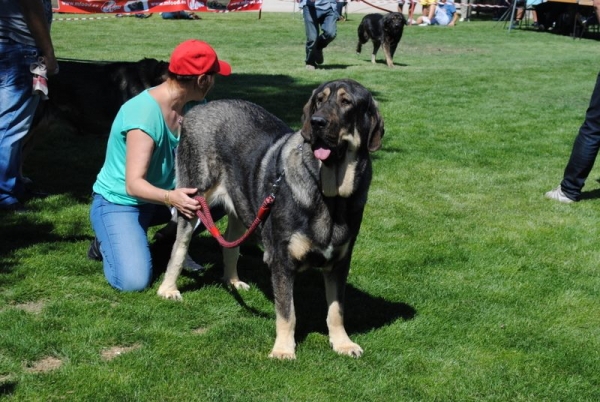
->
[310,115,328,130]
[308,111,346,164]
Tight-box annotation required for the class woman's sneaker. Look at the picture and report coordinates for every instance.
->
[87,238,103,261]
[183,254,206,273]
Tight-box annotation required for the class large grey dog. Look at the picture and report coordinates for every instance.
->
[157,79,384,359]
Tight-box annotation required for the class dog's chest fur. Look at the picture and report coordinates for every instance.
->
[261,138,359,269]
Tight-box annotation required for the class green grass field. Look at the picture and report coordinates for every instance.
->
[1,11,600,401]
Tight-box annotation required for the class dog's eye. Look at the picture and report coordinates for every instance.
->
[340,98,353,106]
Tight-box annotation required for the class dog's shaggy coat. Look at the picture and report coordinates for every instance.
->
[357,12,406,67]
[157,79,384,359]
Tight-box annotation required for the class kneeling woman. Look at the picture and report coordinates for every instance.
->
[89,40,231,291]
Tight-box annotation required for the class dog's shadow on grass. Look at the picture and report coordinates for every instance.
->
[152,236,416,341]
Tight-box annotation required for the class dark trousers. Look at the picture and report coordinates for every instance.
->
[561,71,600,200]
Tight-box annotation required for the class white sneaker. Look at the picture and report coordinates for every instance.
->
[183,253,206,272]
[544,186,575,204]
[459,17,464,22]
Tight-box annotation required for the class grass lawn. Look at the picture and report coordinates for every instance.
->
[1,10,599,401]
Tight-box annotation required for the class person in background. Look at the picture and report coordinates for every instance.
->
[398,0,417,24]
[299,0,338,70]
[419,0,435,24]
[514,0,541,28]
[509,0,526,28]
[417,0,458,26]
[336,1,347,21]
[432,0,459,25]
[545,74,600,203]
[161,11,201,20]
[0,0,59,213]
[545,0,600,203]
[88,39,231,292]
[460,0,472,22]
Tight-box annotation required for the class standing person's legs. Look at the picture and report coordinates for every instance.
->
[408,0,417,24]
[0,41,41,209]
[314,7,337,57]
[303,5,320,68]
[559,73,600,201]
[90,193,170,291]
[461,0,472,21]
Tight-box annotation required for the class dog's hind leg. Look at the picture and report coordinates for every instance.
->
[157,216,196,300]
[323,263,363,357]
[222,215,250,290]
[356,25,368,54]
[268,264,297,359]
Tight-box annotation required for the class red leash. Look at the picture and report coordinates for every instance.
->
[193,173,283,248]
[357,0,395,13]
[194,194,275,248]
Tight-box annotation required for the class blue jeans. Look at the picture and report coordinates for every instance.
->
[0,39,41,207]
[302,5,338,65]
[560,72,600,201]
[90,193,172,292]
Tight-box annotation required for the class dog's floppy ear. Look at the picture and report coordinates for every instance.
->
[300,88,318,141]
[367,98,384,152]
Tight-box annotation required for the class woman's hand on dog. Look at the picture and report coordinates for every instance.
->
[171,188,201,219]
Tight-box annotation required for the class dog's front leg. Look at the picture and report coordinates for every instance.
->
[222,215,249,290]
[269,265,296,359]
[323,266,363,357]
[382,42,394,68]
[157,216,196,300]
[372,40,381,64]
[382,43,394,68]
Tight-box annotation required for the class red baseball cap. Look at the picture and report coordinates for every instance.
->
[168,39,231,76]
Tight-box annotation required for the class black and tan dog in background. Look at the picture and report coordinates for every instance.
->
[157,79,384,359]
[21,58,168,194]
[32,57,169,136]
[357,12,406,67]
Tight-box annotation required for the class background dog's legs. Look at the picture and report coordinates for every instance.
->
[371,40,382,64]
[269,266,297,359]
[356,25,368,54]
[323,266,363,357]
[222,215,249,290]
[157,216,196,300]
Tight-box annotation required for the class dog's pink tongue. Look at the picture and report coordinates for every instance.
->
[314,148,331,161]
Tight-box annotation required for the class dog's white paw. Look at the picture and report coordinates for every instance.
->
[332,341,363,358]
[224,278,250,291]
[268,349,296,360]
[157,287,183,301]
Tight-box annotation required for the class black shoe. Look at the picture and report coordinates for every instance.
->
[0,202,28,214]
[22,187,50,201]
[87,238,103,261]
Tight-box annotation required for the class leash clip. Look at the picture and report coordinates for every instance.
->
[270,172,285,198]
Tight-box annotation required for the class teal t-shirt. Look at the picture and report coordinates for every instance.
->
[92,90,180,206]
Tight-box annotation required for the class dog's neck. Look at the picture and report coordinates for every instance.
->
[319,156,357,198]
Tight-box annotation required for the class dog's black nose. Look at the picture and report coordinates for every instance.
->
[310,115,327,129]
